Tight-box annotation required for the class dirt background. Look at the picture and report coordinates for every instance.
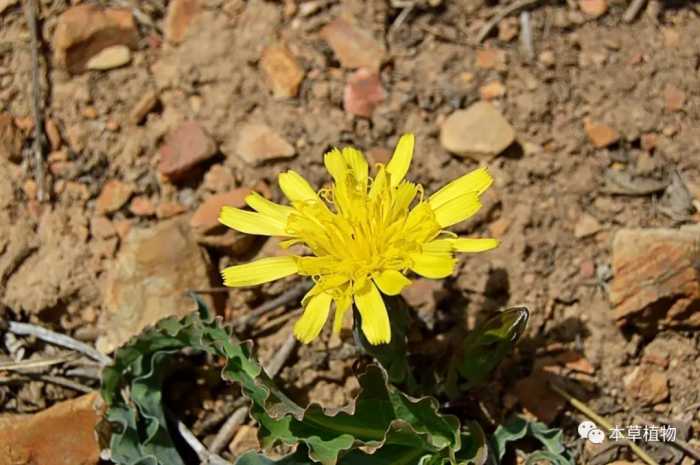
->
[0,0,699,464]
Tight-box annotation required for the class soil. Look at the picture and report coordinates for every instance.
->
[1,0,699,464]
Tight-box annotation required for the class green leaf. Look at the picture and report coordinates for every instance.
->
[490,415,573,465]
[448,307,529,394]
[101,296,468,465]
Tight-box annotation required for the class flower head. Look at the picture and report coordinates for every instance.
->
[220,134,498,345]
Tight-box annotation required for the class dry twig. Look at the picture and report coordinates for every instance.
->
[0,353,77,371]
[519,11,534,61]
[476,0,541,43]
[22,0,46,201]
[176,418,234,465]
[235,281,312,331]
[623,0,648,23]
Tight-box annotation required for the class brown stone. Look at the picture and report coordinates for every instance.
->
[584,118,619,148]
[497,17,518,42]
[475,48,506,70]
[440,102,515,160]
[52,4,138,74]
[320,17,385,70]
[0,392,102,465]
[203,164,235,192]
[90,216,116,239]
[85,45,131,70]
[0,113,24,162]
[343,68,385,118]
[579,0,608,17]
[640,133,657,152]
[513,371,566,423]
[610,228,700,327]
[45,118,62,150]
[664,84,685,112]
[95,180,134,214]
[97,219,213,352]
[233,123,295,165]
[623,365,669,405]
[488,217,512,238]
[479,80,506,100]
[156,201,187,219]
[366,147,392,165]
[129,196,156,216]
[164,0,200,44]
[574,213,602,238]
[190,188,251,233]
[158,121,217,180]
[128,90,159,125]
[260,43,305,99]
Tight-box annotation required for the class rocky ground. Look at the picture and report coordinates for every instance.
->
[0,0,699,464]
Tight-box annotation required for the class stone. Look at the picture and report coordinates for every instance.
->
[0,113,24,162]
[513,371,566,423]
[90,216,116,239]
[0,0,18,14]
[640,133,657,152]
[574,213,602,238]
[579,0,608,17]
[497,17,518,42]
[45,118,62,150]
[85,45,131,70]
[129,196,156,216]
[479,80,506,100]
[95,180,134,214]
[97,219,213,352]
[488,216,512,238]
[190,188,251,233]
[128,89,159,125]
[203,164,235,192]
[584,118,619,148]
[156,201,187,219]
[664,84,685,112]
[320,17,385,70]
[475,48,506,70]
[52,4,138,74]
[260,43,304,99]
[609,228,700,327]
[0,392,102,465]
[158,121,217,180]
[164,0,200,44]
[623,365,669,405]
[233,123,295,165]
[440,102,515,160]
[343,68,385,118]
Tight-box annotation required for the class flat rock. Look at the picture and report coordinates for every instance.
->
[164,0,200,44]
[579,0,608,17]
[624,365,669,405]
[574,213,602,238]
[158,121,217,180]
[440,102,515,160]
[0,392,102,465]
[95,180,134,214]
[233,123,295,165]
[97,218,213,353]
[85,45,131,70]
[584,118,619,148]
[128,90,159,125]
[0,113,24,162]
[609,228,700,327]
[320,17,385,70]
[52,4,138,74]
[190,188,251,233]
[260,43,304,99]
[343,68,385,118]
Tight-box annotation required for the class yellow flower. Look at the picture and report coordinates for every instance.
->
[219,134,498,345]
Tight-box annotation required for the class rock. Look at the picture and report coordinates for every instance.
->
[0,113,24,162]
[85,45,131,70]
[156,201,187,219]
[343,68,385,118]
[640,133,657,152]
[95,180,134,214]
[129,196,156,216]
[128,89,159,125]
[233,123,295,165]
[513,371,566,423]
[664,84,685,113]
[90,216,116,239]
[584,118,619,148]
[190,188,251,233]
[320,17,385,70]
[401,278,444,330]
[440,102,516,160]
[488,217,512,238]
[0,392,102,465]
[45,118,62,150]
[164,0,200,44]
[479,80,506,100]
[0,0,19,14]
[555,350,595,374]
[52,4,138,74]
[158,121,217,180]
[574,213,602,238]
[260,43,304,99]
[203,164,235,192]
[610,228,700,327]
[497,17,519,42]
[623,365,669,405]
[579,0,608,17]
[475,48,506,70]
[97,219,213,352]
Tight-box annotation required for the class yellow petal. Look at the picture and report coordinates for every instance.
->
[219,206,287,236]
[324,148,347,183]
[353,281,391,345]
[341,147,368,186]
[245,192,294,222]
[278,170,318,203]
[453,237,500,252]
[333,294,352,334]
[373,270,412,296]
[431,192,482,228]
[386,133,414,188]
[409,250,456,279]
[294,292,333,344]
[428,167,493,211]
[221,256,298,287]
